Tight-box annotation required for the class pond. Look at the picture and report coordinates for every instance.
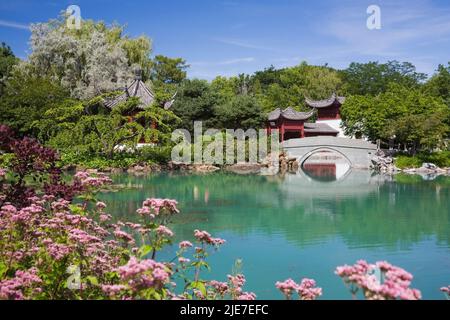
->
[98,169,450,300]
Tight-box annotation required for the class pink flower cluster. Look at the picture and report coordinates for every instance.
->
[117,256,171,292]
[136,198,179,218]
[74,171,112,188]
[179,241,193,249]
[156,225,174,238]
[335,260,421,300]
[0,268,42,300]
[194,230,226,246]
[209,280,229,296]
[227,274,256,300]
[275,278,322,300]
[0,168,6,178]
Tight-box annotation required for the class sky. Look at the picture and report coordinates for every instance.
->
[0,0,449,80]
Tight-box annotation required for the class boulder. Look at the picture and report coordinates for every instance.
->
[192,164,220,173]
[225,163,261,175]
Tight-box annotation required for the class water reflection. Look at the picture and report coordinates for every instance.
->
[99,170,450,299]
[301,150,351,182]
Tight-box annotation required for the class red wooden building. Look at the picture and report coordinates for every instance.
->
[267,107,340,142]
[304,93,345,121]
[267,93,346,142]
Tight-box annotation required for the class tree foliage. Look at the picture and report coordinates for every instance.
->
[20,16,154,99]
[341,84,449,151]
[342,61,427,96]
[0,43,19,96]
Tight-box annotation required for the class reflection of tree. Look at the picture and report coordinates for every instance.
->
[99,173,450,249]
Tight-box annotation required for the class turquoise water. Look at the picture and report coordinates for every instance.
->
[99,170,450,300]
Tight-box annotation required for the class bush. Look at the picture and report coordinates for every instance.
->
[395,151,450,169]
[59,152,140,170]
[137,146,172,164]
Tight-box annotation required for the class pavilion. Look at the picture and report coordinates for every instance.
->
[104,70,176,143]
[105,70,176,111]
[305,93,346,137]
[266,93,347,142]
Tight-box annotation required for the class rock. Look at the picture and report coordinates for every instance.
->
[192,164,220,173]
[422,163,438,170]
[226,163,261,175]
[291,161,299,172]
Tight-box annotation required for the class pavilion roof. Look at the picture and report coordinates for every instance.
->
[268,107,315,121]
[104,78,176,110]
[304,122,339,134]
[305,93,345,109]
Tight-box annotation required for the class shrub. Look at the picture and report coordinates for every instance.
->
[395,151,450,169]
[137,146,172,164]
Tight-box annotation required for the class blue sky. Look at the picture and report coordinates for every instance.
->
[0,0,449,79]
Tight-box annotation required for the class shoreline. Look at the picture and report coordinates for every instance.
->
[65,162,450,178]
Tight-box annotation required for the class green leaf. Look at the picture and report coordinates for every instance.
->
[85,276,99,286]
[138,244,153,258]
[0,261,7,278]
[188,281,207,297]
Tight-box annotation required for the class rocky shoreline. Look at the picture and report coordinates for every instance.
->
[66,152,450,177]
[371,153,450,177]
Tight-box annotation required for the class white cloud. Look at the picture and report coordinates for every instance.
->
[212,37,281,52]
[0,19,29,30]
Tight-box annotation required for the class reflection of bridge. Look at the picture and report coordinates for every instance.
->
[282,137,378,169]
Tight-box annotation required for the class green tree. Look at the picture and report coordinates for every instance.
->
[214,95,265,130]
[36,96,180,158]
[0,68,68,136]
[423,63,450,107]
[151,55,188,85]
[20,15,155,99]
[0,42,19,96]
[253,62,342,112]
[171,79,219,132]
[341,84,449,151]
[341,61,427,96]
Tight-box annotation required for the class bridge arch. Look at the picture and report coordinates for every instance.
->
[282,137,378,169]
[297,147,352,166]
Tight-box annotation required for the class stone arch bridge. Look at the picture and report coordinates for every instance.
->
[282,137,378,169]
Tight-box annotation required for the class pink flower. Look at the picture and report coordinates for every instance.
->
[275,278,299,298]
[178,257,190,264]
[96,202,107,210]
[117,256,171,290]
[114,229,135,245]
[137,198,179,218]
[102,284,127,296]
[179,241,193,249]
[99,214,111,222]
[194,230,226,246]
[335,260,421,300]
[237,292,256,300]
[156,225,174,238]
[276,278,322,300]
[297,278,322,300]
[209,280,229,295]
[0,168,6,178]
[0,268,42,300]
